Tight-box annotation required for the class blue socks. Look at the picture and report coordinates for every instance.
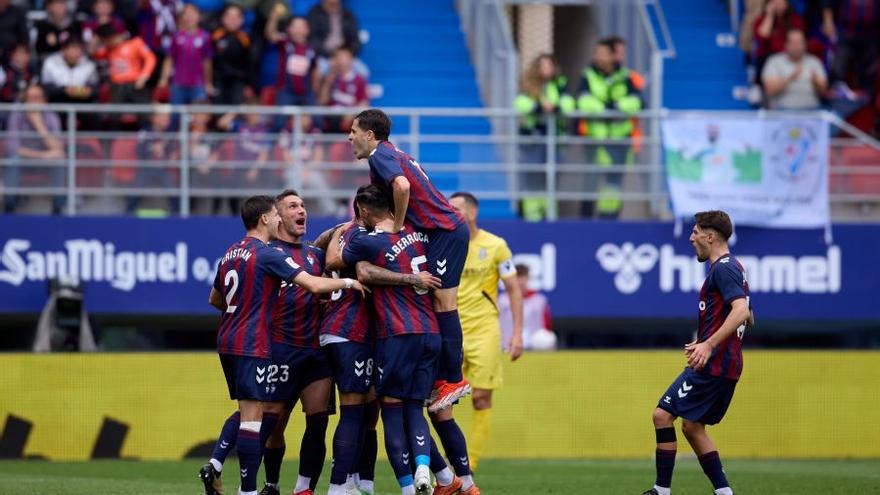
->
[236,424,262,492]
[300,412,329,490]
[432,417,471,476]
[435,310,463,383]
[381,402,413,487]
[210,411,240,466]
[429,435,448,473]
[404,400,431,470]
[655,448,676,488]
[358,400,380,483]
[698,451,729,490]
[331,404,366,485]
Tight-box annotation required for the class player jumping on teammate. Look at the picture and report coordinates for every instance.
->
[349,109,472,411]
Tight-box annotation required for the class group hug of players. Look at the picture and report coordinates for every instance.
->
[200,109,493,495]
[201,106,755,495]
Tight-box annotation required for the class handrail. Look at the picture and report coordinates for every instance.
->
[2,106,879,221]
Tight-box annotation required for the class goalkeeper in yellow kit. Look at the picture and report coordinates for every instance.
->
[448,192,524,471]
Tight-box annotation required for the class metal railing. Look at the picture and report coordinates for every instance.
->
[1,103,879,221]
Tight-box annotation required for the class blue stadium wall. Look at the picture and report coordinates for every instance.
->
[0,216,876,321]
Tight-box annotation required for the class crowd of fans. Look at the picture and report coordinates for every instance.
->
[0,0,369,215]
[739,0,879,129]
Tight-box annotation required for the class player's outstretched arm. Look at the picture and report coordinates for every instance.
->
[390,176,410,233]
[355,261,441,290]
[685,298,750,371]
[208,287,226,311]
[293,271,366,297]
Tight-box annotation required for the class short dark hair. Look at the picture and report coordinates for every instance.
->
[275,189,300,203]
[694,210,733,241]
[605,35,625,48]
[95,23,120,39]
[596,39,616,52]
[355,184,391,213]
[354,109,391,141]
[515,263,530,276]
[450,192,479,208]
[241,195,276,230]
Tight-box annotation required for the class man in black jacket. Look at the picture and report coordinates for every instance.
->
[307,0,361,59]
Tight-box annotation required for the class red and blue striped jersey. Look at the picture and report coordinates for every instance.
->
[342,224,439,339]
[269,240,325,349]
[213,236,302,358]
[320,224,372,343]
[368,141,463,232]
[698,254,750,380]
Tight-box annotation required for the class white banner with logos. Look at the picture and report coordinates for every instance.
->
[661,116,829,228]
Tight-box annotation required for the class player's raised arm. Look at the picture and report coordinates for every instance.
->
[390,175,410,233]
[501,274,524,361]
[355,261,441,290]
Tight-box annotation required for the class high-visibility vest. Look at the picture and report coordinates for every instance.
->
[576,66,642,138]
[514,76,575,134]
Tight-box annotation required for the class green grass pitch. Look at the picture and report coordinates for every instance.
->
[1,459,878,494]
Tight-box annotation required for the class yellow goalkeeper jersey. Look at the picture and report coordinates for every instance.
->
[457,229,517,334]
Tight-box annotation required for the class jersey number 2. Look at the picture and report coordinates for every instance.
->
[224,271,239,314]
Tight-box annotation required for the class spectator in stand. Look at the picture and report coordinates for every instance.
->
[136,0,180,84]
[211,4,250,105]
[1,44,35,104]
[5,84,66,214]
[34,0,84,62]
[82,0,127,54]
[94,23,157,126]
[576,39,642,219]
[822,0,879,94]
[41,37,100,128]
[498,264,554,351]
[129,106,179,215]
[753,0,805,85]
[513,53,574,221]
[265,8,318,129]
[0,0,28,63]
[307,0,360,60]
[608,36,646,92]
[216,100,273,192]
[159,4,213,104]
[762,29,828,110]
[187,102,223,214]
[318,46,367,133]
[278,113,341,216]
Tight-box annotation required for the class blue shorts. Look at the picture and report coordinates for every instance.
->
[326,340,374,394]
[426,223,469,289]
[267,344,333,404]
[375,334,441,400]
[219,353,274,401]
[657,367,738,425]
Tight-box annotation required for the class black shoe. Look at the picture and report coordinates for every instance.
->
[258,484,281,495]
[641,490,660,495]
[198,463,223,495]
